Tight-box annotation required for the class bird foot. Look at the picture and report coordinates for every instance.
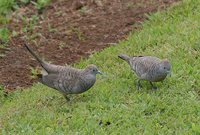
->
[64,95,70,102]
[136,84,142,90]
[150,82,157,90]
[136,80,142,90]
[151,86,157,90]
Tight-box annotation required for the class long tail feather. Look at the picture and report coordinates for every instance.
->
[25,44,48,73]
[118,54,130,62]
[24,44,43,64]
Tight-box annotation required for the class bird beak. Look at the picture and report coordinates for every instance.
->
[167,71,170,74]
[167,71,171,76]
[97,70,103,75]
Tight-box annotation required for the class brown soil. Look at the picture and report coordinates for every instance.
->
[0,0,177,91]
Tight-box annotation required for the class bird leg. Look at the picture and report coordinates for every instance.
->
[63,94,70,101]
[136,80,142,90]
[150,82,157,90]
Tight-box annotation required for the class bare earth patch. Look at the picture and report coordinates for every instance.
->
[0,0,177,90]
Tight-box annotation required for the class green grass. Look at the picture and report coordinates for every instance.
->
[0,0,50,48]
[0,0,13,47]
[0,27,9,42]
[0,0,16,15]
[1,0,200,134]
[0,0,51,50]
[0,0,51,15]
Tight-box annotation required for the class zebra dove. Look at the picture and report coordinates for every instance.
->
[25,44,102,101]
[118,54,171,90]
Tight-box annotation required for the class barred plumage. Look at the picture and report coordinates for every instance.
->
[118,54,171,90]
[25,44,102,101]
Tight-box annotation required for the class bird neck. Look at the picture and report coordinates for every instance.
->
[81,72,96,81]
[79,72,96,91]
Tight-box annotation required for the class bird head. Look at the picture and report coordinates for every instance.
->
[84,64,102,75]
[159,59,171,74]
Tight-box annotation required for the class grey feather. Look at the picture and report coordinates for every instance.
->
[25,44,102,100]
[118,54,171,90]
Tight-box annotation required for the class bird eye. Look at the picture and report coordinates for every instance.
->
[164,67,166,69]
[93,69,96,72]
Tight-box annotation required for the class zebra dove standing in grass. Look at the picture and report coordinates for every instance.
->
[25,44,102,101]
[118,54,171,90]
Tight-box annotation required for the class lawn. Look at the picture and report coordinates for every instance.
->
[0,0,200,134]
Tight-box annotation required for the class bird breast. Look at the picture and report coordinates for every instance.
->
[77,74,96,93]
[152,73,167,82]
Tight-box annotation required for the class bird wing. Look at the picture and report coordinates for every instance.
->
[42,63,82,76]
[130,58,149,78]
[42,70,81,94]
[41,74,59,89]
[130,56,161,80]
